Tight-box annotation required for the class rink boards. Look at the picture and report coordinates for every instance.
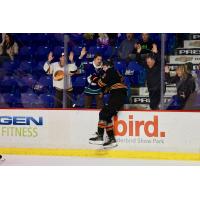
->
[0,109,200,161]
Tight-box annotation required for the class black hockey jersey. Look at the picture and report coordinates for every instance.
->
[97,67,127,93]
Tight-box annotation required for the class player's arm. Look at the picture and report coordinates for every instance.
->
[91,71,109,88]
[116,70,124,83]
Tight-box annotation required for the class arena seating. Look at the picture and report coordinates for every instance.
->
[0,33,177,108]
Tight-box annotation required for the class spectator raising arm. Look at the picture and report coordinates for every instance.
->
[136,44,147,67]
[136,44,160,68]
[43,52,54,74]
[74,47,87,70]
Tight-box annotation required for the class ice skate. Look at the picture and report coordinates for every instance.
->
[103,137,118,149]
[0,155,5,162]
[89,135,104,145]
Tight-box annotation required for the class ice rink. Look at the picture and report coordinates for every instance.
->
[0,155,200,166]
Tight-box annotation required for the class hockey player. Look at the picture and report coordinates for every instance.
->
[89,60,127,148]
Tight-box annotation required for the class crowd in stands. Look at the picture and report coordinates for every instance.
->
[0,33,197,110]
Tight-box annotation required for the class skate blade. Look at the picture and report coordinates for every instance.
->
[89,140,104,145]
[103,143,118,149]
[0,158,6,162]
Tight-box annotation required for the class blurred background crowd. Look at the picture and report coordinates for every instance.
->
[0,33,199,110]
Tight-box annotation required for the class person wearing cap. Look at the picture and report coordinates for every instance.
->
[43,51,77,108]
[76,47,104,108]
[136,43,162,110]
[89,60,127,148]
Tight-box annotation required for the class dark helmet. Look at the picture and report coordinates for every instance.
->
[102,59,114,68]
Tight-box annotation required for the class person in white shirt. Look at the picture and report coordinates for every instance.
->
[43,51,77,108]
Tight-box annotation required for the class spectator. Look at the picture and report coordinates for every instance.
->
[118,33,137,61]
[77,47,104,108]
[136,44,162,110]
[185,62,199,91]
[97,33,109,47]
[107,33,118,46]
[165,65,195,109]
[83,33,98,47]
[0,33,18,64]
[0,33,5,43]
[136,33,157,54]
[43,51,77,108]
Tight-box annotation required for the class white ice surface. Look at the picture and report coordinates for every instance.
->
[0,155,200,166]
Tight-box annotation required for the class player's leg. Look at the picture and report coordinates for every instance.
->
[95,94,103,109]
[103,90,127,148]
[103,120,118,148]
[102,107,118,148]
[89,108,107,145]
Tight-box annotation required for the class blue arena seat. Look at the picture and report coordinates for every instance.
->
[1,61,18,75]
[114,61,126,75]
[103,46,118,59]
[0,76,18,93]
[0,94,9,108]
[22,75,37,88]
[21,92,41,108]
[35,46,51,61]
[32,61,46,79]
[2,93,20,107]
[32,34,51,46]
[88,46,104,57]
[126,61,146,86]
[127,61,143,71]
[18,60,36,74]
[18,46,33,60]
[38,75,52,86]
[15,77,29,93]
[39,94,55,108]
[34,75,53,94]
[69,34,84,44]
[73,46,83,57]
[72,75,86,87]
[15,33,33,46]
[72,75,86,95]
[2,60,18,69]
